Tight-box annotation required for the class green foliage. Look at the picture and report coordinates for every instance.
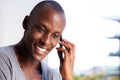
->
[73,74,81,80]
[73,72,105,80]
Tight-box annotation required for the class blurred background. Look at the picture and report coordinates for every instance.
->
[0,0,120,80]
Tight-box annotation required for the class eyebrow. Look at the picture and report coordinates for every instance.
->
[35,24,47,29]
[35,23,61,34]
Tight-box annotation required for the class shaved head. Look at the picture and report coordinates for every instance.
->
[29,0,65,23]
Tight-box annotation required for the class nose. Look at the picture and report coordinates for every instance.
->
[40,34,51,46]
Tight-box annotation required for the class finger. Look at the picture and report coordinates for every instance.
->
[62,39,75,50]
[59,41,72,53]
[61,41,75,61]
[62,38,73,46]
[56,47,68,57]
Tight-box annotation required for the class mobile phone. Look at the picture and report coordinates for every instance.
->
[58,35,63,60]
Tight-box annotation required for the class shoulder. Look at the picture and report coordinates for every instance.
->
[0,46,13,65]
[0,46,13,80]
[0,46,11,65]
[0,45,15,63]
[41,62,62,80]
[0,45,13,54]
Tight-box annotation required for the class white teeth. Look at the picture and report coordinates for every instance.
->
[36,46,46,52]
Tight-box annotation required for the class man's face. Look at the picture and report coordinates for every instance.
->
[24,9,66,61]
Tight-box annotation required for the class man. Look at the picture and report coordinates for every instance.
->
[0,0,75,80]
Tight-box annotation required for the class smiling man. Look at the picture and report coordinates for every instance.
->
[0,0,75,80]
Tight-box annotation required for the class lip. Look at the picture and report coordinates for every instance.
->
[34,43,48,55]
[36,46,46,53]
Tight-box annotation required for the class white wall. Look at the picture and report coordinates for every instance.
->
[0,0,42,47]
[0,0,48,63]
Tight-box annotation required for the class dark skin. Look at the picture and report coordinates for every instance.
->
[14,5,75,80]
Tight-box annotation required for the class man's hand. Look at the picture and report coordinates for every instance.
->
[56,39,75,80]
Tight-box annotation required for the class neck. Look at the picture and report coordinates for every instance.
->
[13,39,41,72]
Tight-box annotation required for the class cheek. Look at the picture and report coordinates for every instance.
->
[31,30,41,41]
[25,33,33,46]
[33,33,41,39]
[25,29,36,45]
[51,39,58,48]
[32,27,43,39]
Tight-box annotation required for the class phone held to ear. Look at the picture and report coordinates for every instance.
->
[58,35,63,61]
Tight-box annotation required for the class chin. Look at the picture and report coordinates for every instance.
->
[33,50,48,62]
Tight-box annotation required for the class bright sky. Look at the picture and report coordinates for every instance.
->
[0,0,120,75]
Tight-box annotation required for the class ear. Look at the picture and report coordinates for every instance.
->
[22,15,29,30]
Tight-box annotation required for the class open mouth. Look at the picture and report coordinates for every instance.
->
[36,46,47,52]
[34,44,48,55]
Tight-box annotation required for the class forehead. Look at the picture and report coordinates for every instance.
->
[30,7,66,29]
[31,5,65,21]
[39,9,65,24]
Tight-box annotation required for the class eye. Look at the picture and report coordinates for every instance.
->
[36,26,46,33]
[52,33,59,39]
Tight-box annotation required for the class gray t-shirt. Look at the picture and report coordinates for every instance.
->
[0,45,61,80]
